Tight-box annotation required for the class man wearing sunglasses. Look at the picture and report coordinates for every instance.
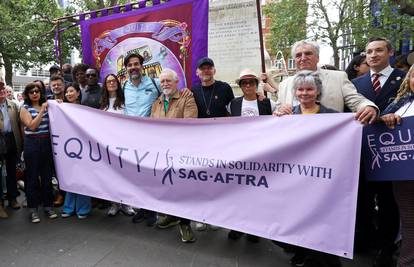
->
[0,78,22,218]
[81,68,102,109]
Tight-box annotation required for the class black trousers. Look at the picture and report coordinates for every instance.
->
[356,162,399,252]
[0,132,18,201]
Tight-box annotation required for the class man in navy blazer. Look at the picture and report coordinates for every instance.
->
[352,37,406,267]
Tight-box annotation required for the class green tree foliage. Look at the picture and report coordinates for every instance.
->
[69,0,131,11]
[367,1,414,50]
[0,0,77,84]
[264,0,414,69]
[308,0,365,68]
[310,0,413,68]
[263,0,307,59]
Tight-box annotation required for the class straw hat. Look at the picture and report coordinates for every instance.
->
[236,69,259,85]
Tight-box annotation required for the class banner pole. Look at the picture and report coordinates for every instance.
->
[256,0,266,74]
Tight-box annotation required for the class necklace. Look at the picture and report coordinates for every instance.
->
[400,100,414,117]
[201,83,215,115]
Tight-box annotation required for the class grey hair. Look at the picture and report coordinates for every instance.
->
[160,68,179,81]
[292,70,323,100]
[291,40,320,58]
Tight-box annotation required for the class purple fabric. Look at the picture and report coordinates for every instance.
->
[48,101,362,258]
[54,29,60,62]
[138,1,146,8]
[125,3,132,11]
[363,115,414,181]
[80,0,208,86]
[113,6,120,13]
[101,9,109,17]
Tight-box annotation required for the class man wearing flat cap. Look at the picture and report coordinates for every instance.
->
[192,57,234,118]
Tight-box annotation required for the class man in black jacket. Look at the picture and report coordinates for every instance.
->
[81,68,102,109]
[352,37,406,267]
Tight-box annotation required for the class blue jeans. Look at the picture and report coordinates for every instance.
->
[63,192,91,216]
[24,136,54,209]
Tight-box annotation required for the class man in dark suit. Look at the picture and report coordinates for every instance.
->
[352,37,406,267]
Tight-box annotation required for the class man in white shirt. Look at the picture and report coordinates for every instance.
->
[277,40,378,124]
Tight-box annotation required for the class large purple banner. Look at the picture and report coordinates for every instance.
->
[48,101,362,258]
[80,0,208,87]
[362,115,414,181]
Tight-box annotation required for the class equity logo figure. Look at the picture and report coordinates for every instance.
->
[369,144,382,170]
[162,149,175,185]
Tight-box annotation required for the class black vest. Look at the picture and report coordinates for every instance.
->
[230,96,272,116]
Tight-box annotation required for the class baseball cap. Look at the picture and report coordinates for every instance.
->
[197,57,215,68]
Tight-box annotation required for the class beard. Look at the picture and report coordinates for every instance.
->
[162,88,174,96]
[130,73,141,81]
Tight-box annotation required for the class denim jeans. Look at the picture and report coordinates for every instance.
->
[24,136,54,209]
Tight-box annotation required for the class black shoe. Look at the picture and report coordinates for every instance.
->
[228,230,244,240]
[132,209,145,223]
[373,250,394,267]
[303,258,320,267]
[290,252,306,267]
[145,214,157,227]
[246,234,260,243]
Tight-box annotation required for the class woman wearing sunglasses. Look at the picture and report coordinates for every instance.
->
[19,83,58,223]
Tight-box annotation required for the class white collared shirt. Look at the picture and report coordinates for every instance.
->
[370,65,393,87]
[0,101,11,133]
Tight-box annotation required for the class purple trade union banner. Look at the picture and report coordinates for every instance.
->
[80,0,208,88]
[362,115,414,181]
[48,101,362,259]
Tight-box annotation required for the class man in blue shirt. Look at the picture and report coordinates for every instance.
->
[123,53,160,226]
[123,54,161,117]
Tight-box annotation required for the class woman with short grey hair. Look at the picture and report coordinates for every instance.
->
[275,70,340,266]
[276,70,337,116]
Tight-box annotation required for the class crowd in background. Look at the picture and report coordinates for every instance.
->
[0,37,414,267]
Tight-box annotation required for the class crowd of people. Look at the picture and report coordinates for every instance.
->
[0,36,413,267]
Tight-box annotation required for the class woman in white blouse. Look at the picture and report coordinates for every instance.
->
[100,74,136,217]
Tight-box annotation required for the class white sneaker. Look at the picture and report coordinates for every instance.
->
[120,205,136,216]
[107,203,120,217]
[195,222,208,231]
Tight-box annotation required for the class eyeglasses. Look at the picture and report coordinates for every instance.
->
[29,90,40,95]
[106,79,117,84]
[86,73,97,77]
[240,79,256,86]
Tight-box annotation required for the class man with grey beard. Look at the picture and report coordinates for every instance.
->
[150,68,197,118]
[150,68,197,243]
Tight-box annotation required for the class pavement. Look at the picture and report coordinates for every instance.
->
[0,196,375,267]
